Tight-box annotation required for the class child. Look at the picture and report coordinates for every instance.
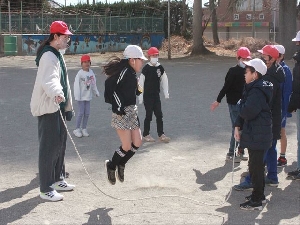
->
[234,58,272,210]
[210,47,251,161]
[103,45,147,185]
[73,54,99,137]
[138,47,170,143]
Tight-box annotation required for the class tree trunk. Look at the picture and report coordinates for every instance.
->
[87,0,89,5]
[278,0,297,59]
[210,0,220,45]
[191,0,210,55]
[181,0,187,36]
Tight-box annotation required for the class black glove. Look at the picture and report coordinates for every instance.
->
[65,111,74,121]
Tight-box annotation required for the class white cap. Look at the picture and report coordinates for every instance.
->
[274,45,285,54]
[244,58,267,75]
[292,31,300,41]
[123,45,147,60]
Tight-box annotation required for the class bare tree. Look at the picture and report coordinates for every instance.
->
[191,0,210,55]
[278,0,297,59]
[181,0,187,36]
[209,0,220,45]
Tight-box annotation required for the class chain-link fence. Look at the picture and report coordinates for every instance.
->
[0,5,164,34]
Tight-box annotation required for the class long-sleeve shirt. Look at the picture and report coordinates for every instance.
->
[73,69,99,101]
[138,62,169,103]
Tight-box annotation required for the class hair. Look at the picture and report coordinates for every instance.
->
[245,65,263,79]
[102,57,129,77]
[36,33,66,56]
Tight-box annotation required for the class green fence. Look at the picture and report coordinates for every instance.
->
[0,11,164,34]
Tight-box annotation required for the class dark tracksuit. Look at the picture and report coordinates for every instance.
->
[139,62,169,137]
[235,79,273,202]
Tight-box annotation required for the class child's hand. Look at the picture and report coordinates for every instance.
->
[234,127,241,141]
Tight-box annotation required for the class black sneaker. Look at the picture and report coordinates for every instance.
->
[287,169,300,177]
[240,200,263,211]
[105,160,116,185]
[245,194,267,204]
[277,157,287,167]
[116,165,125,182]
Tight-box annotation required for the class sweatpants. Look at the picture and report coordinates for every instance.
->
[143,95,164,137]
[38,111,67,193]
[248,149,266,202]
[76,100,90,129]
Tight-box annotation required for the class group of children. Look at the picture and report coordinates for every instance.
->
[211,36,300,210]
[72,48,170,143]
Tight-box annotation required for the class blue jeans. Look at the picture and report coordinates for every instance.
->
[76,101,91,129]
[228,104,239,154]
[245,140,278,183]
[297,110,300,169]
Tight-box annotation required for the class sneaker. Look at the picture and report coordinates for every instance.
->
[277,157,287,167]
[51,180,75,191]
[237,149,248,161]
[116,165,125,182]
[240,200,263,211]
[143,135,155,142]
[105,160,116,185]
[292,173,300,180]
[287,169,300,177]
[40,190,64,201]
[159,134,171,143]
[265,177,279,187]
[245,194,267,204]
[73,128,82,138]
[226,153,241,163]
[82,129,89,137]
[234,181,253,191]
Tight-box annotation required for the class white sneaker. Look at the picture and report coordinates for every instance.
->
[159,134,171,143]
[82,129,89,137]
[40,190,64,201]
[73,128,82,138]
[51,180,75,191]
[143,135,155,142]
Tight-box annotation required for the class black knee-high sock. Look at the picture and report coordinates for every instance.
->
[109,146,127,170]
[120,143,139,166]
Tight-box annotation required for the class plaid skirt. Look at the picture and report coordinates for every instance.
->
[111,105,140,130]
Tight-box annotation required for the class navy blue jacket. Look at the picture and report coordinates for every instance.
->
[288,51,300,112]
[235,79,273,150]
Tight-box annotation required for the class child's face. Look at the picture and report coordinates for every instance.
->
[82,61,90,71]
[149,54,159,65]
[245,67,256,84]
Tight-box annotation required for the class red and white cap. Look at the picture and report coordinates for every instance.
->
[244,58,267,75]
[257,45,279,59]
[237,47,252,59]
[81,54,91,62]
[50,21,72,35]
[147,47,159,56]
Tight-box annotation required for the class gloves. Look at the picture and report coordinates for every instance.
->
[65,111,74,121]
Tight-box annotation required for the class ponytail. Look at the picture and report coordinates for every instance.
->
[36,34,55,56]
[103,57,129,77]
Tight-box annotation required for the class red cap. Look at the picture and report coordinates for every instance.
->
[147,47,159,56]
[237,47,251,59]
[257,45,279,59]
[81,54,91,62]
[50,21,72,35]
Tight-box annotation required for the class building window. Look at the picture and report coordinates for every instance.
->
[259,13,264,20]
[234,14,239,20]
[246,14,252,20]
[237,0,263,12]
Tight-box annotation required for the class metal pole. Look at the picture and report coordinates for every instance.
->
[273,9,276,42]
[0,2,2,35]
[21,1,23,34]
[251,0,255,38]
[168,0,171,59]
[8,1,11,34]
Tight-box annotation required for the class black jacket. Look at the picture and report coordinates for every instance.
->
[288,51,300,112]
[235,79,273,150]
[104,66,140,115]
[263,63,285,140]
[216,65,245,105]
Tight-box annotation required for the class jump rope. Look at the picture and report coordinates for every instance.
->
[59,108,240,207]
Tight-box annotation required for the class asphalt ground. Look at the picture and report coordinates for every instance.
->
[0,54,299,225]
